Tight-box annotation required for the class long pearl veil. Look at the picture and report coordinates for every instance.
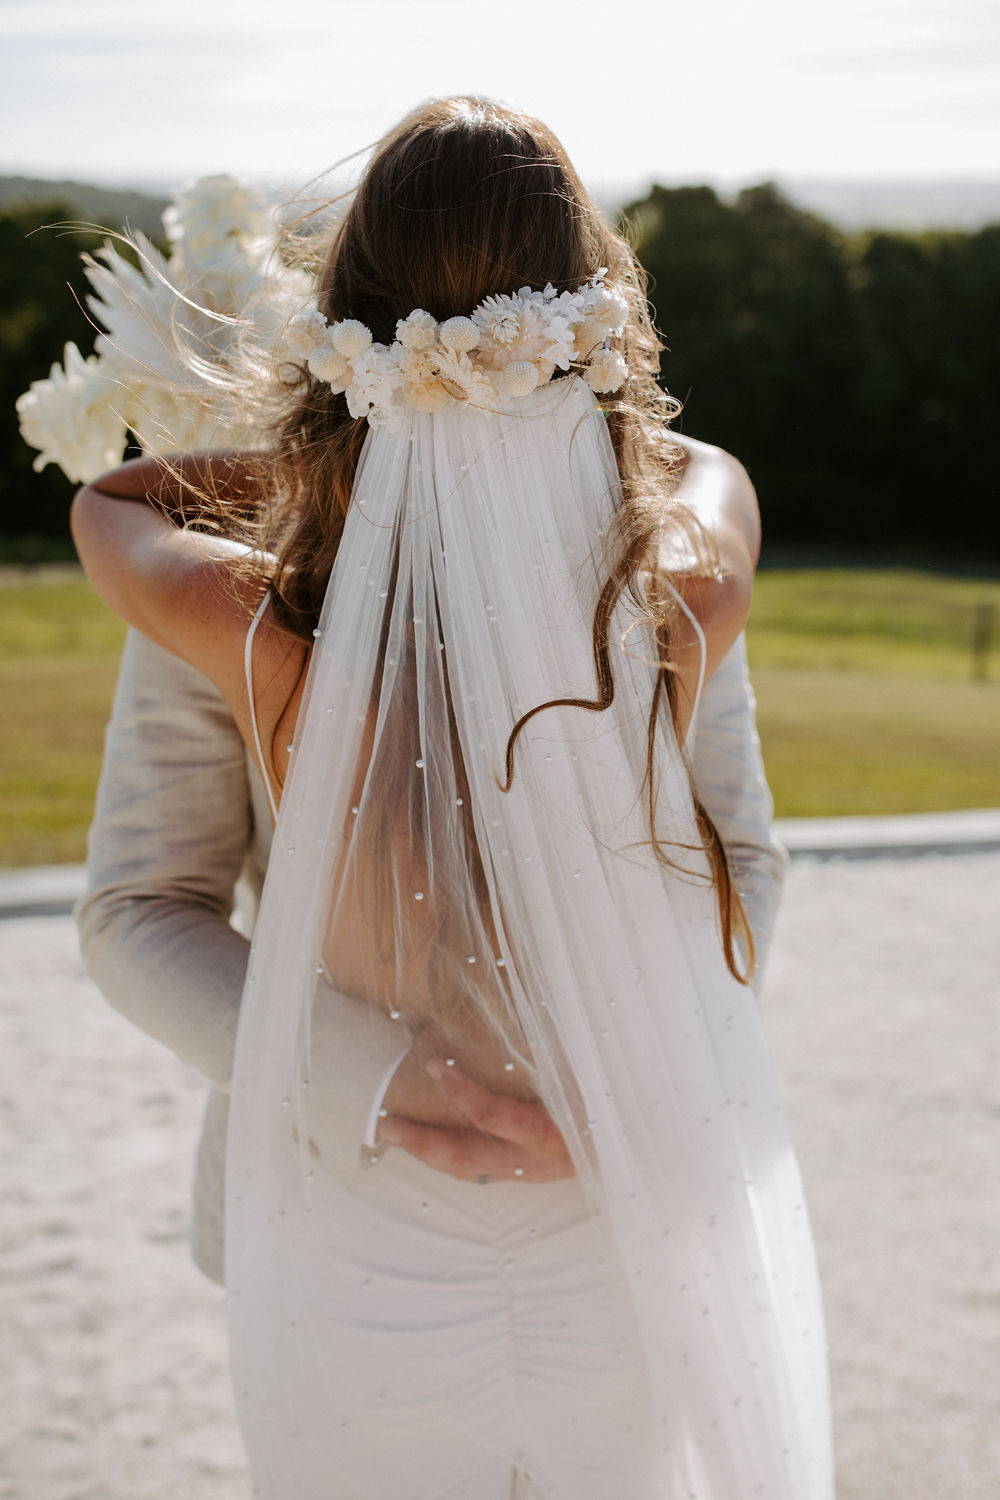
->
[225,373,834,1497]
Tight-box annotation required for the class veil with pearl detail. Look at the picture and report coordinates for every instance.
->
[224,371,834,1497]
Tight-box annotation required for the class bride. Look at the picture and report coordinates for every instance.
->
[69,95,833,1499]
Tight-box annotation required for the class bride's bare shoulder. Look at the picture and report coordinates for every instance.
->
[643,435,760,671]
[665,434,761,568]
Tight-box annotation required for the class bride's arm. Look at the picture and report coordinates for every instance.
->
[661,437,788,987]
[69,451,265,697]
[74,450,260,520]
[688,635,790,993]
[638,436,759,745]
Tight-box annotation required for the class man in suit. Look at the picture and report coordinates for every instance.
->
[75,440,789,1286]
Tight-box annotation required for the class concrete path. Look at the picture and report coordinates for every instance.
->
[1,845,998,1498]
[3,806,999,918]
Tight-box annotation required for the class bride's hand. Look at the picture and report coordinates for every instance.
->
[376,1053,577,1184]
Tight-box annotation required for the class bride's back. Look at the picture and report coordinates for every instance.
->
[242,370,753,1121]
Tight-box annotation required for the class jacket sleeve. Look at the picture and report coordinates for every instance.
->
[74,630,415,1137]
[688,632,790,993]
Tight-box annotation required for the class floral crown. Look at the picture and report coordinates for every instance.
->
[280,268,629,429]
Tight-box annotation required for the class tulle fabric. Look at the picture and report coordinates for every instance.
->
[225,373,834,1497]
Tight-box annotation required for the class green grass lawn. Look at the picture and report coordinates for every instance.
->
[747,568,1000,817]
[0,566,997,866]
[0,572,126,866]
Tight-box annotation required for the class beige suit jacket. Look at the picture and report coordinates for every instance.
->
[75,627,788,1285]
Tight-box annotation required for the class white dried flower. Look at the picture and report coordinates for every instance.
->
[573,317,609,360]
[162,174,276,274]
[501,361,539,397]
[331,319,373,359]
[472,294,524,347]
[396,309,438,350]
[397,346,437,383]
[439,316,480,354]
[583,346,629,393]
[306,344,351,388]
[284,307,329,360]
[15,341,126,483]
[537,284,590,328]
[122,381,223,456]
[238,269,629,431]
[404,378,452,412]
[539,313,579,372]
[435,349,496,406]
[345,345,404,420]
[582,283,629,337]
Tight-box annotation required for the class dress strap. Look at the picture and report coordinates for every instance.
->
[244,590,280,825]
[659,575,707,753]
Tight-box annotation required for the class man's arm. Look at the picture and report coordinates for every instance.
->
[74,629,417,1150]
[75,628,254,1084]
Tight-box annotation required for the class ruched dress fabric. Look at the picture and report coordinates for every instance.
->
[244,1117,654,1500]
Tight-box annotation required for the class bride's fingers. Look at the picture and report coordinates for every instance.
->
[377,1117,520,1180]
[423,1057,559,1151]
[378,1114,576,1183]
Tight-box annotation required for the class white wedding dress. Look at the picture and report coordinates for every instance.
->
[224,375,835,1498]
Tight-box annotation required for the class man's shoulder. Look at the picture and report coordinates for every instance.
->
[119,625,226,694]
[96,627,255,795]
[114,625,246,731]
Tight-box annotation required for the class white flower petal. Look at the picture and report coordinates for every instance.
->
[396,309,438,349]
[583,347,629,393]
[15,342,126,483]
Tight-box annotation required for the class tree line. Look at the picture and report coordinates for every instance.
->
[3,181,997,565]
[624,181,998,564]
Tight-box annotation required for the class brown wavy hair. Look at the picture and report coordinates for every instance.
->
[96,93,755,984]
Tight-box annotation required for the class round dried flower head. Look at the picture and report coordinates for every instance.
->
[305,345,351,386]
[331,319,373,359]
[501,361,540,397]
[439,316,481,354]
[592,285,630,332]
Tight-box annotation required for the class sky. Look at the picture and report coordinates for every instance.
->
[2,0,997,197]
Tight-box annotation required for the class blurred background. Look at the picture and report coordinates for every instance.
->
[2,0,998,864]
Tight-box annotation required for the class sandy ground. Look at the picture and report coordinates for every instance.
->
[1,850,998,1500]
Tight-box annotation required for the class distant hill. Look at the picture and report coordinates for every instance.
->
[3,170,999,247]
[0,175,170,241]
